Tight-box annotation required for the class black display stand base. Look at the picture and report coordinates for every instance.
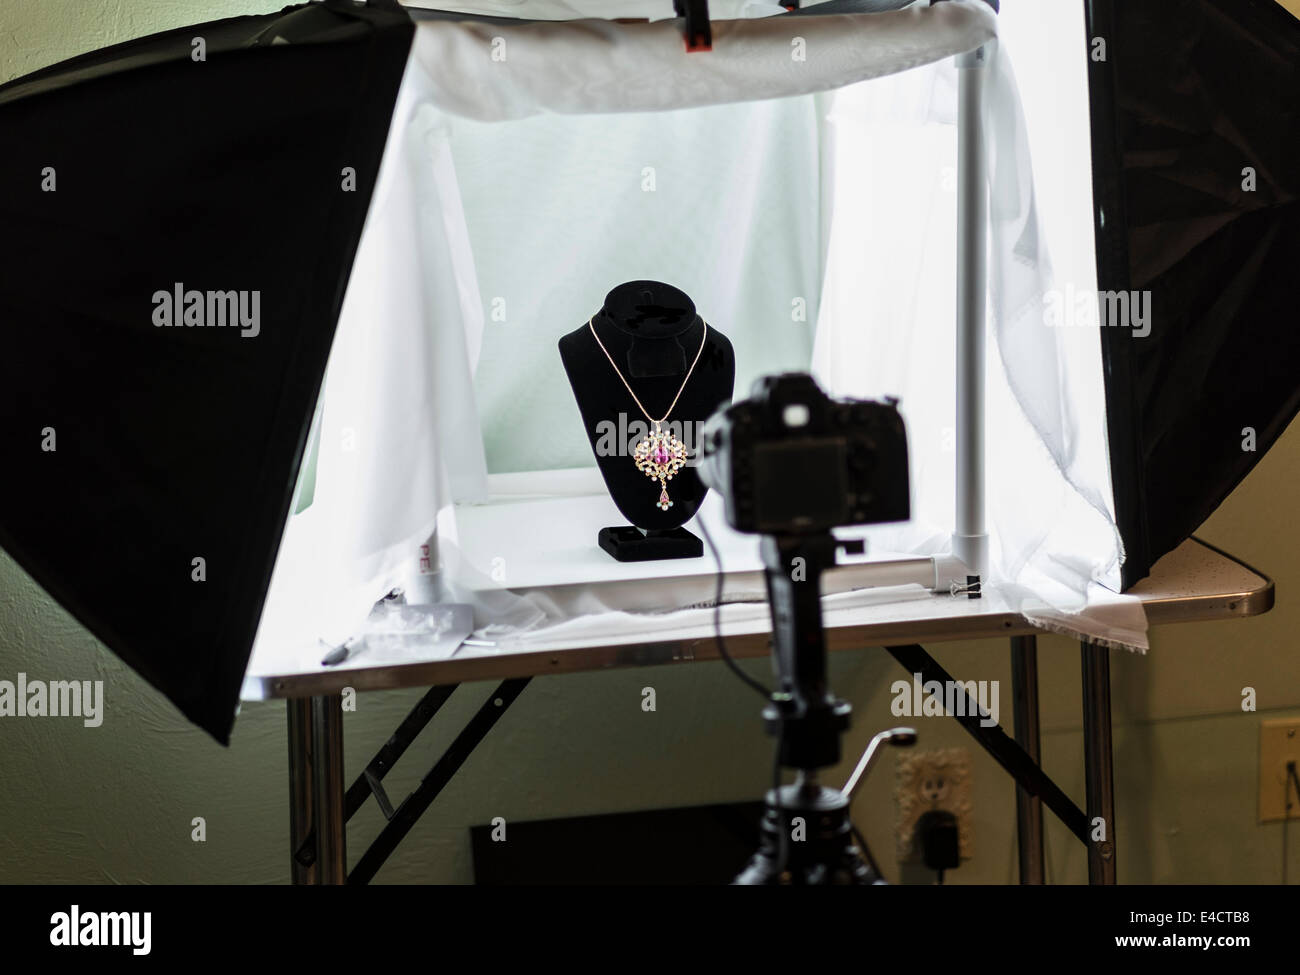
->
[598,526,703,562]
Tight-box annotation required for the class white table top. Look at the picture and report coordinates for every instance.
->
[241,536,1272,700]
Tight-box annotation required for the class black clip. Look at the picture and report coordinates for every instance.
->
[673,0,713,52]
[363,768,398,821]
[838,538,867,558]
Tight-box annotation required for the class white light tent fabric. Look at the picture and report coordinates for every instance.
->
[252,0,1147,671]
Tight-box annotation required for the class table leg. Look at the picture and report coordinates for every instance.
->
[1010,635,1045,884]
[287,698,315,886]
[311,693,347,884]
[1081,640,1116,885]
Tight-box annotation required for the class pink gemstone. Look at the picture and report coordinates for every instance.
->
[652,444,670,465]
[658,486,670,505]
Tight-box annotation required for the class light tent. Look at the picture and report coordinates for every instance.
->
[0,0,1295,742]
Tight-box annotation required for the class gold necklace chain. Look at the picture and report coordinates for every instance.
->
[587,316,709,425]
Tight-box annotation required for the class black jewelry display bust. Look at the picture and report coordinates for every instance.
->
[559,281,735,561]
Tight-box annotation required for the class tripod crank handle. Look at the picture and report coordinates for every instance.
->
[841,726,918,803]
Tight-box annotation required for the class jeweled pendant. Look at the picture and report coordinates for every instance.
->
[633,422,687,510]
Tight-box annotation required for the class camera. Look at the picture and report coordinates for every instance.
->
[697,372,910,534]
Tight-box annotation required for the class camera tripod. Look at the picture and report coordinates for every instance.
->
[734,531,916,884]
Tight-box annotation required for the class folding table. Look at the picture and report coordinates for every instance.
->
[242,535,1273,885]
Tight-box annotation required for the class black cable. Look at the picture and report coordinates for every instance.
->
[697,515,788,880]
[697,516,773,700]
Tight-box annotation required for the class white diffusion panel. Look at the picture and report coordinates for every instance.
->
[813,0,1129,639]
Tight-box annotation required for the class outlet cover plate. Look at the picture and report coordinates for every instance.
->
[1258,718,1300,823]
[894,747,973,862]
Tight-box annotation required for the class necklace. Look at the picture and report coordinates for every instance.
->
[588,315,708,512]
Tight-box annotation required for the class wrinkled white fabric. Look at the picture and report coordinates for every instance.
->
[253,51,491,650]
[403,0,787,20]
[810,10,1138,643]
[408,2,997,120]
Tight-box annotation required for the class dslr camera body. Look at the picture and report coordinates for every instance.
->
[698,372,909,535]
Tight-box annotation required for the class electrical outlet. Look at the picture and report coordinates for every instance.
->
[894,747,973,862]
[1258,718,1300,824]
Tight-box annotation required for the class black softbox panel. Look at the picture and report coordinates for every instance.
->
[1088,0,1300,588]
[0,1,413,742]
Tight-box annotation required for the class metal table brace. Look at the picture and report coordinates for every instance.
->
[887,637,1116,885]
[287,635,1114,885]
[288,678,531,885]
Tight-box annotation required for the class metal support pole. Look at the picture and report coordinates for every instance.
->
[1081,640,1116,885]
[1010,635,1044,884]
[287,697,316,886]
[953,44,989,582]
[952,44,989,584]
[311,693,347,885]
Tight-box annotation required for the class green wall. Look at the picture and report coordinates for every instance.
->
[1,0,1297,884]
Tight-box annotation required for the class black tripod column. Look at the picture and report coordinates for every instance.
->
[736,532,869,884]
[761,533,850,770]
